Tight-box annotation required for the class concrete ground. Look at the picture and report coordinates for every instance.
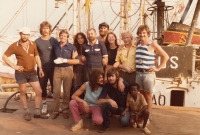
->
[0,94,200,135]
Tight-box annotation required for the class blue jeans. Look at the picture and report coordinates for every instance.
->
[101,103,130,127]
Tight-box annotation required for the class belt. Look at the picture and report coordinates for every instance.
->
[136,68,151,72]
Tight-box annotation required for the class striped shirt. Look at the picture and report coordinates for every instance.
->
[136,42,155,69]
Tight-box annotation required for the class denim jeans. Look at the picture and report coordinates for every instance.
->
[101,103,130,127]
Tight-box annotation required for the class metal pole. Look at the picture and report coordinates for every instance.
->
[65,0,68,30]
[157,0,165,44]
[77,0,81,32]
[140,0,145,25]
[186,0,200,46]
[73,0,77,34]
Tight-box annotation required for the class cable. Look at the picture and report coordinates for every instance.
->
[0,0,29,37]
[101,0,106,22]
[110,0,142,18]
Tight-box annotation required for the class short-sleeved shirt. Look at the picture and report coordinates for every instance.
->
[126,93,147,114]
[4,40,39,74]
[99,81,129,107]
[82,40,108,67]
[115,44,136,72]
[54,42,77,67]
[107,46,118,65]
[35,37,58,68]
[84,82,103,106]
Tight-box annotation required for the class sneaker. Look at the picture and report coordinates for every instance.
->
[132,123,137,128]
[63,112,69,119]
[98,126,109,133]
[51,113,59,119]
[71,119,83,131]
[142,127,151,134]
[41,103,47,114]
[34,114,48,119]
[138,122,143,128]
[47,92,53,98]
[24,112,31,121]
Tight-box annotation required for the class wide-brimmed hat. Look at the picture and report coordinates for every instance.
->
[19,27,31,34]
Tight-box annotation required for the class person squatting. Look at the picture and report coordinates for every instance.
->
[2,21,169,135]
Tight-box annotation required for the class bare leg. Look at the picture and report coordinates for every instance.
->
[29,81,42,108]
[142,109,149,128]
[18,83,28,108]
[144,91,152,114]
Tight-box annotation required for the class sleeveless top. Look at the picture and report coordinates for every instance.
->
[84,82,103,106]
[135,42,156,69]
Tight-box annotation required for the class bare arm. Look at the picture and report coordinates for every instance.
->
[72,83,87,104]
[2,54,24,71]
[150,42,169,71]
[102,56,108,66]
[122,106,129,116]
[98,95,118,108]
[35,55,44,78]
[35,55,42,69]
[66,59,80,64]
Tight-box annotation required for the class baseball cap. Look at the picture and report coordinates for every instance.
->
[99,22,109,29]
[19,27,31,34]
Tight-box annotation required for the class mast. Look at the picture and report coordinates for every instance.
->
[77,0,81,32]
[65,0,68,30]
[73,0,77,34]
[186,0,200,46]
[156,0,165,43]
[140,0,145,25]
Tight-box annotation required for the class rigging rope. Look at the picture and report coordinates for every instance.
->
[101,0,106,22]
[0,0,29,37]
[110,0,142,18]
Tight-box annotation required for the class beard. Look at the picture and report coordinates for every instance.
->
[88,37,96,42]
[21,38,28,42]
[108,80,117,85]
[96,82,104,86]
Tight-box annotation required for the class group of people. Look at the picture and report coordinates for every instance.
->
[2,21,169,134]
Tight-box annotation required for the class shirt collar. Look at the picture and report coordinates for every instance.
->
[87,39,99,46]
[122,44,136,49]
[16,40,33,46]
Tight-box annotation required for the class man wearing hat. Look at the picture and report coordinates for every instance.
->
[97,22,109,43]
[2,27,48,121]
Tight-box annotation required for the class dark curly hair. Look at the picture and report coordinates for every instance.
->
[105,32,119,49]
[89,69,104,92]
[74,32,87,55]
[129,83,140,92]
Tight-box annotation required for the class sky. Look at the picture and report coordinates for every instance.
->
[0,0,199,39]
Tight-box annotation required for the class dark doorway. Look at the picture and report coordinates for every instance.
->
[170,90,185,106]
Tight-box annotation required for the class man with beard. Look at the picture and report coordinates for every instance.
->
[69,69,104,131]
[98,68,129,133]
[35,21,58,114]
[97,22,109,43]
[82,28,108,82]
[2,27,48,121]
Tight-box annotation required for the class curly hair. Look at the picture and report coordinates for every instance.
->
[89,69,104,92]
[129,83,140,92]
[105,32,119,49]
[74,32,87,55]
